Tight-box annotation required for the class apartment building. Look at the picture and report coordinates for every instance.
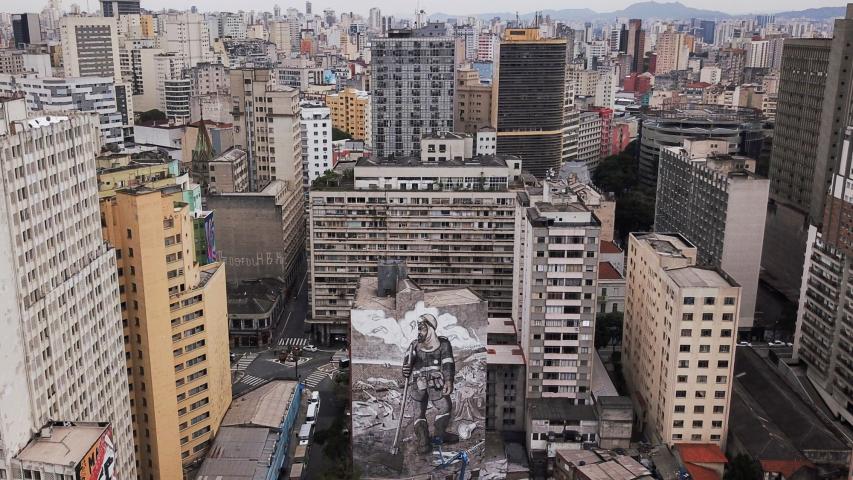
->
[577,111,603,173]
[370,29,455,157]
[100,185,231,479]
[0,73,131,147]
[157,13,215,68]
[308,134,522,343]
[230,68,303,192]
[655,29,689,75]
[515,186,601,403]
[102,0,141,17]
[456,65,493,135]
[0,101,136,478]
[795,125,853,426]
[656,140,769,333]
[300,101,332,187]
[495,29,567,178]
[325,87,370,143]
[623,233,740,447]
[60,16,123,80]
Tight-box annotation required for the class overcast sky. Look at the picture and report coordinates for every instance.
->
[10,0,847,17]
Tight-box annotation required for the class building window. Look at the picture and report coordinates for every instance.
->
[683,297,695,305]
[704,297,716,305]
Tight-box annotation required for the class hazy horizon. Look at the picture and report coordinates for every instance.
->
[7,0,848,18]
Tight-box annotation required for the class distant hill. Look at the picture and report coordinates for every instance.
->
[429,1,847,22]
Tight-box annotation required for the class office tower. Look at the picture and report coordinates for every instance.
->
[638,105,765,190]
[514,187,601,402]
[158,13,214,68]
[300,101,332,187]
[655,29,689,75]
[370,29,455,158]
[763,38,832,300]
[325,87,371,144]
[623,233,740,447]
[717,48,746,85]
[477,32,497,62]
[368,7,381,32]
[102,0,141,17]
[655,140,770,334]
[60,16,122,80]
[0,100,136,478]
[795,125,853,426]
[697,20,715,44]
[12,13,42,48]
[0,74,132,147]
[577,110,603,172]
[308,133,522,343]
[627,19,645,73]
[455,65,493,135]
[229,68,303,192]
[494,29,566,178]
[100,183,231,480]
[755,14,775,28]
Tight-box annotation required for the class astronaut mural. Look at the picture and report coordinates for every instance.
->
[350,285,487,479]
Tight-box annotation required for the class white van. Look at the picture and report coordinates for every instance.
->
[309,391,320,404]
[298,423,313,446]
[306,403,318,425]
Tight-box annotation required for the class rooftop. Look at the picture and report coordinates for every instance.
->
[222,380,298,428]
[227,278,285,316]
[15,422,108,466]
[487,317,517,335]
[355,153,515,169]
[634,233,694,257]
[486,344,525,366]
[598,261,623,281]
[600,240,622,254]
[195,427,274,480]
[667,266,735,289]
[353,276,483,311]
[528,398,597,422]
[211,147,247,164]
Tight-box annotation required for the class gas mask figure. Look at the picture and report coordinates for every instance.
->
[402,313,457,454]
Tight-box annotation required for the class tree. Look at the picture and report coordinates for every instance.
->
[595,311,623,349]
[724,454,762,480]
[615,189,655,237]
[332,127,351,141]
[137,109,166,125]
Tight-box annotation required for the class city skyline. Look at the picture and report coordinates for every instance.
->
[8,0,850,17]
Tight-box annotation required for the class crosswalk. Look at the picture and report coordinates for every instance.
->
[303,362,337,388]
[278,337,310,347]
[239,374,267,387]
[234,352,258,371]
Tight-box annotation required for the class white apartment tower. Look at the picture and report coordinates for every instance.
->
[623,233,740,447]
[299,101,332,188]
[60,16,123,81]
[0,100,136,478]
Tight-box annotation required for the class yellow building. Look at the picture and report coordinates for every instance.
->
[325,87,370,142]
[100,186,232,479]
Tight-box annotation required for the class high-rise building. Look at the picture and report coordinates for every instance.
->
[655,29,689,75]
[655,140,770,334]
[368,7,382,32]
[308,133,522,343]
[101,0,141,17]
[60,16,123,81]
[300,101,332,187]
[158,13,214,68]
[623,233,740,447]
[514,186,601,402]
[12,13,42,48]
[100,182,232,480]
[494,29,567,178]
[638,105,765,190]
[370,29,455,157]
[0,100,136,479]
[795,124,853,426]
[325,87,370,144]
[577,110,603,172]
[745,39,771,68]
[763,38,832,300]
[455,65,493,135]
[229,68,303,192]
[627,19,645,73]
[0,74,132,147]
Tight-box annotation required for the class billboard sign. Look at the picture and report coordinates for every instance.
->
[76,427,116,480]
[351,295,487,479]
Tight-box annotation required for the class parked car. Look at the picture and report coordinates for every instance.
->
[303,345,318,352]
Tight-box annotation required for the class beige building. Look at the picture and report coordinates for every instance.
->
[655,29,690,75]
[60,16,123,80]
[325,87,370,143]
[100,186,232,479]
[455,65,493,135]
[230,68,303,192]
[622,233,739,447]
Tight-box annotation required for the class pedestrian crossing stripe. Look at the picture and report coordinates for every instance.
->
[240,374,266,387]
[235,353,258,371]
[278,337,310,346]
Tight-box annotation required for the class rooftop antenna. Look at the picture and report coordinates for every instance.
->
[515,11,519,27]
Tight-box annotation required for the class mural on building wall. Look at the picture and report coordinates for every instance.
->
[351,300,487,479]
[76,427,116,480]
